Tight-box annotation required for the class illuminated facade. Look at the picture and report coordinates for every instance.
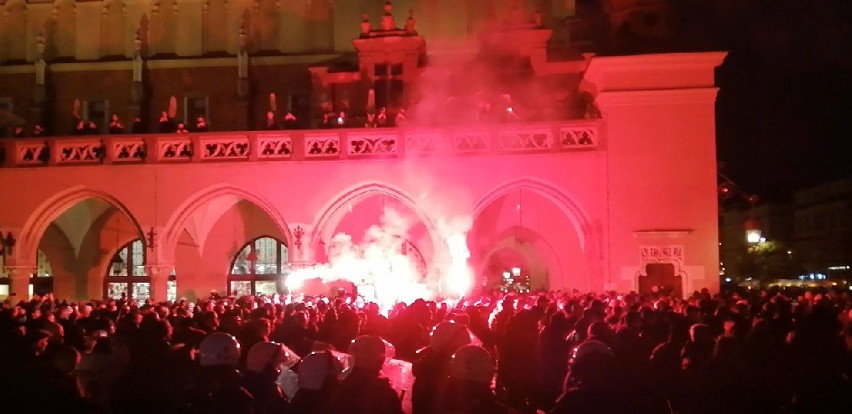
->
[0,1,722,302]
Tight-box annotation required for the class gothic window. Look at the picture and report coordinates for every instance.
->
[105,239,176,301]
[0,249,53,299]
[374,63,404,111]
[31,249,54,296]
[229,236,289,297]
[83,100,109,134]
[184,96,209,125]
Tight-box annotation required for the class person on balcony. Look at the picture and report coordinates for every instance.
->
[31,124,45,137]
[176,123,189,134]
[109,114,125,135]
[72,119,87,135]
[283,112,298,130]
[193,116,209,133]
[394,108,407,127]
[376,107,388,127]
[263,112,279,130]
[85,120,100,135]
[158,111,176,133]
[131,117,145,134]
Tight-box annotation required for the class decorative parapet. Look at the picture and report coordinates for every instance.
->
[348,132,398,156]
[156,136,194,161]
[199,134,251,161]
[0,120,601,168]
[304,134,341,159]
[107,136,147,163]
[54,139,104,164]
[256,133,293,160]
[496,127,553,151]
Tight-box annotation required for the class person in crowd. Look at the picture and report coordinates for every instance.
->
[13,125,26,137]
[412,321,471,414]
[323,335,404,414]
[176,123,189,134]
[290,350,342,413]
[440,344,507,413]
[32,124,45,136]
[242,341,290,414]
[182,332,254,414]
[551,340,627,413]
[2,285,852,414]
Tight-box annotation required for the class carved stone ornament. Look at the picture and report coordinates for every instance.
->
[639,245,685,275]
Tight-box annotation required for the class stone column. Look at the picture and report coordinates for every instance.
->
[6,266,36,302]
[145,264,173,302]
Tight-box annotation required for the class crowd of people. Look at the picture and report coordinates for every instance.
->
[1,285,851,413]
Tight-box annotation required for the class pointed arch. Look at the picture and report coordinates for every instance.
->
[311,182,439,252]
[18,186,143,265]
[470,178,595,254]
[162,184,292,262]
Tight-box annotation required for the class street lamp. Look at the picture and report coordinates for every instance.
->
[719,173,761,244]
[745,216,762,244]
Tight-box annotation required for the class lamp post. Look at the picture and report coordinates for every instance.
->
[718,173,761,244]
[744,195,762,245]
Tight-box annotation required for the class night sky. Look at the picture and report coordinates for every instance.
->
[710,0,852,201]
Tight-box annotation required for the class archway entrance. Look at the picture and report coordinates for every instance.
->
[470,185,590,292]
[168,192,290,299]
[638,263,683,298]
[31,197,144,301]
[309,189,435,306]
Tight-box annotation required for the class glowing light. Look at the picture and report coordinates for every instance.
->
[511,267,521,277]
[724,277,731,283]
[445,232,472,298]
[746,229,761,244]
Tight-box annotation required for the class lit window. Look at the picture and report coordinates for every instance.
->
[0,249,53,298]
[105,239,176,301]
[228,236,289,297]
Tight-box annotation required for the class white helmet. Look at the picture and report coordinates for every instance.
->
[198,332,241,367]
[349,335,387,370]
[298,351,341,391]
[450,345,494,384]
[246,341,287,374]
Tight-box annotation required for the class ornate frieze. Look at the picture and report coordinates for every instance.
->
[348,133,397,156]
[304,134,340,158]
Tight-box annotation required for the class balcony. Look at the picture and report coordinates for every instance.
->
[0,121,600,168]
